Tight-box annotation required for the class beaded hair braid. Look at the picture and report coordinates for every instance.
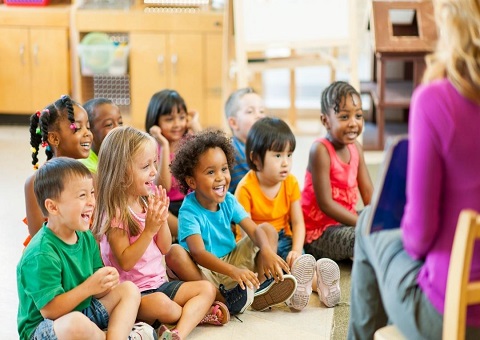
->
[29,95,76,170]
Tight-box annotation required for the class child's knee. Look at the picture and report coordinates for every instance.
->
[118,281,141,304]
[60,312,96,337]
[258,223,278,242]
[165,244,188,268]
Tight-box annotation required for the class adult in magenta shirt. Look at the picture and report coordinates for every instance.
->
[347,0,480,338]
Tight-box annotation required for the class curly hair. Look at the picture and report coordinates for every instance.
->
[170,129,235,195]
[423,0,480,102]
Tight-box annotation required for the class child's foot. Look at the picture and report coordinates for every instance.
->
[251,274,297,311]
[219,283,254,315]
[157,325,181,340]
[129,322,158,340]
[199,301,230,325]
[287,254,316,311]
[316,258,341,307]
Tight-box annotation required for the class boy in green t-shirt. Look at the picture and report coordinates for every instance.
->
[17,157,156,340]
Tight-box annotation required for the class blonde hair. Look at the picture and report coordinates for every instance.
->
[423,0,480,102]
[92,126,156,238]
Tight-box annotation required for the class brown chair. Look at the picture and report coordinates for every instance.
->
[374,209,480,340]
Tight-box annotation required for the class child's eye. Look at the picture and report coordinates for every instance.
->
[118,120,124,126]
[288,153,293,158]
[207,170,214,175]
[222,167,229,172]
[356,114,364,119]
[275,154,282,158]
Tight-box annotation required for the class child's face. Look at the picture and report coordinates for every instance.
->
[128,140,158,200]
[91,103,123,153]
[322,94,363,145]
[228,93,265,143]
[255,145,293,184]
[157,105,188,144]
[48,174,95,233]
[187,147,231,212]
[54,106,93,159]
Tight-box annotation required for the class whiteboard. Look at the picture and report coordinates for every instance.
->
[239,0,350,49]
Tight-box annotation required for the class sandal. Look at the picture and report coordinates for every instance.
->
[199,301,230,326]
[157,325,181,340]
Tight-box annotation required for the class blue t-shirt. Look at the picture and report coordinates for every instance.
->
[178,191,248,258]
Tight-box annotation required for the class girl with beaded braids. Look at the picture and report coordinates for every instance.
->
[300,81,373,262]
[23,95,92,245]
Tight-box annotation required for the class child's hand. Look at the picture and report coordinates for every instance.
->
[286,250,302,268]
[88,266,119,294]
[145,185,170,236]
[187,110,201,133]
[230,267,260,290]
[149,125,168,146]
[260,248,290,282]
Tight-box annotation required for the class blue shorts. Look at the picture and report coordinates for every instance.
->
[277,229,304,261]
[141,280,184,300]
[31,298,109,340]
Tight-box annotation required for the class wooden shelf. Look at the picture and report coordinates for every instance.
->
[370,80,413,108]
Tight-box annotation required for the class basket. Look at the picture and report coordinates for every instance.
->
[4,0,49,6]
[78,44,130,76]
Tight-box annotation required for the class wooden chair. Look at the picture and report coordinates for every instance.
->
[374,209,480,340]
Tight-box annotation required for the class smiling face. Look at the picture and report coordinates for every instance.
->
[254,145,293,185]
[90,103,123,154]
[187,147,231,211]
[157,105,188,144]
[46,174,95,239]
[127,139,158,202]
[322,94,363,146]
[228,93,266,143]
[52,105,93,159]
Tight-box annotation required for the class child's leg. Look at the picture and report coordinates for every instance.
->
[304,225,354,261]
[97,281,141,339]
[255,222,279,281]
[171,281,217,338]
[34,312,105,340]
[165,244,204,281]
[138,291,182,325]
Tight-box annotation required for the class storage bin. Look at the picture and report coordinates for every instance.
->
[78,44,129,76]
[5,0,49,5]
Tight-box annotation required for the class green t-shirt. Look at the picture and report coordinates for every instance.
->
[17,224,103,340]
[79,149,98,174]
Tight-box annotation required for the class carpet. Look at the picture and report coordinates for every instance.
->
[332,260,353,339]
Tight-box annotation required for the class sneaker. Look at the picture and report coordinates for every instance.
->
[316,258,341,307]
[251,274,297,311]
[157,325,180,340]
[129,322,158,340]
[287,254,316,310]
[219,283,254,315]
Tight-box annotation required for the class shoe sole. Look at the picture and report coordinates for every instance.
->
[316,258,341,308]
[289,254,316,310]
[251,275,297,311]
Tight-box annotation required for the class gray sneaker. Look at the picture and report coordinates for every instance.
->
[316,258,341,307]
[251,274,297,311]
[287,254,316,310]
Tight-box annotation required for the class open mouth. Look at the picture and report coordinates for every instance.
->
[81,212,92,222]
[80,142,91,150]
[213,185,225,196]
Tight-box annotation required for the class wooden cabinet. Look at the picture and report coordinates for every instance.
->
[0,6,70,114]
[72,6,224,130]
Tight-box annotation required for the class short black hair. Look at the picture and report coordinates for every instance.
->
[34,157,92,216]
[170,129,235,195]
[145,89,188,133]
[321,81,360,115]
[246,117,296,171]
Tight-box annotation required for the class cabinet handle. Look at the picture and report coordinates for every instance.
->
[171,54,178,74]
[19,43,26,65]
[32,44,39,66]
[157,55,164,74]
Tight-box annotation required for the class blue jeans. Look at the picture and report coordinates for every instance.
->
[31,298,109,340]
[277,229,304,261]
[141,280,184,300]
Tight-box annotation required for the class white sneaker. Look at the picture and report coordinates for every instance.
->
[287,254,316,310]
[316,258,341,308]
[128,322,158,340]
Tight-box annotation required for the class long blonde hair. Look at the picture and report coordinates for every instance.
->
[92,126,156,238]
[423,0,480,102]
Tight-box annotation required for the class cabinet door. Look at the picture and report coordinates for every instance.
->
[168,34,203,119]
[0,28,31,113]
[30,28,70,111]
[130,33,168,129]
[204,33,223,129]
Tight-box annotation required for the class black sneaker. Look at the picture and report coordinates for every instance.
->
[219,283,254,315]
[251,274,297,311]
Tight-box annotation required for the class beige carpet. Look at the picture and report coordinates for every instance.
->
[332,260,353,339]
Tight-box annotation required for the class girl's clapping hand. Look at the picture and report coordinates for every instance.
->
[145,185,170,235]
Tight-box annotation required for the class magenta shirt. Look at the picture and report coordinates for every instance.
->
[401,79,480,325]
[157,144,184,202]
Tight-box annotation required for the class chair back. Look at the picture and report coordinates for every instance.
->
[443,210,480,339]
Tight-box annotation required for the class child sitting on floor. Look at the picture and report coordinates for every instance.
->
[165,129,297,316]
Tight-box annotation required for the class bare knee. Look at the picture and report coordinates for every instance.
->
[55,312,100,339]
[165,244,189,269]
[258,223,278,243]
[117,281,141,305]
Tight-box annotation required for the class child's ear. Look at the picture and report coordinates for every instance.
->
[44,198,59,216]
[250,151,262,171]
[320,114,329,128]
[186,176,196,190]
[47,132,60,147]
[228,116,238,131]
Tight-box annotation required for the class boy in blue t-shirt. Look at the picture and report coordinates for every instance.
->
[17,157,156,340]
[166,129,298,316]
